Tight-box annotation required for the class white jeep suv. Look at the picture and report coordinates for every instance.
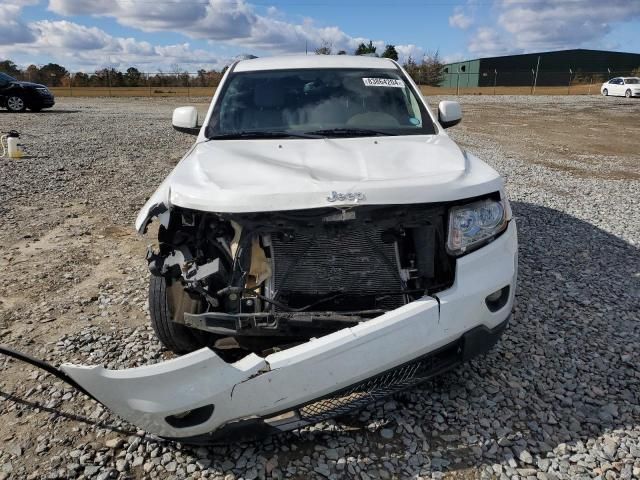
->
[63,55,518,442]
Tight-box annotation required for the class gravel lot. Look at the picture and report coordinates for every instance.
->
[0,95,638,480]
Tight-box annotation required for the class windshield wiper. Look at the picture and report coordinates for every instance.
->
[304,128,396,137]
[207,130,323,140]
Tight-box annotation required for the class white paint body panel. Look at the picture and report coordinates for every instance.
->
[134,135,502,230]
[234,55,398,72]
[137,136,502,226]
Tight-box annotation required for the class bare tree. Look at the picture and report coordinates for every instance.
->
[315,40,333,55]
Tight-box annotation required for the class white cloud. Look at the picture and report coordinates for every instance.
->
[0,5,36,45]
[467,27,515,57]
[498,0,640,51]
[462,0,640,58]
[34,20,111,50]
[0,13,229,71]
[395,44,425,62]
[449,7,473,30]
[46,0,392,56]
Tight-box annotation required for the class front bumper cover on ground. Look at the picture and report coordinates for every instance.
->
[60,222,517,442]
[169,316,510,444]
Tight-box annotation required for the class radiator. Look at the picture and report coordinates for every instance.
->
[270,224,404,309]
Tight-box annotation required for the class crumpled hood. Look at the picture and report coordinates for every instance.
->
[136,134,503,231]
[172,135,501,210]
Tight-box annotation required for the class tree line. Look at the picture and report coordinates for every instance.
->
[0,60,223,88]
[315,41,445,86]
[1,43,446,88]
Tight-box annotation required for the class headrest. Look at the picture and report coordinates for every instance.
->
[253,82,284,108]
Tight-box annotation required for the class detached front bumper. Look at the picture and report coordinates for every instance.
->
[62,222,518,442]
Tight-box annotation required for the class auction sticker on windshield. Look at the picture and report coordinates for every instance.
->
[362,78,406,88]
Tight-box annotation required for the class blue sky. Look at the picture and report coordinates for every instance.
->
[1,0,639,72]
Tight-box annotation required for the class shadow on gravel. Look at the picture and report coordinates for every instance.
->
[0,109,79,114]
[372,200,640,475]
[37,109,80,114]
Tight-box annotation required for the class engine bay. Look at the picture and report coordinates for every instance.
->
[147,204,455,357]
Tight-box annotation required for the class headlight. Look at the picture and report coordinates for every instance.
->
[447,198,509,255]
[36,87,49,94]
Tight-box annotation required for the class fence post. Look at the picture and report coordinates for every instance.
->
[530,69,535,95]
[568,68,572,95]
[588,75,593,95]
[69,73,73,97]
[107,70,112,97]
[493,69,497,95]
[532,56,540,95]
[148,73,152,97]
[456,68,460,96]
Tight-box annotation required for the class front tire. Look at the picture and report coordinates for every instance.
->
[602,89,608,96]
[625,89,632,98]
[149,275,209,354]
[6,96,26,112]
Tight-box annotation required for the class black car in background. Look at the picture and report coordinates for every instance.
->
[0,72,55,112]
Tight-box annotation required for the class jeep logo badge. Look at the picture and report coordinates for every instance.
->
[327,191,366,202]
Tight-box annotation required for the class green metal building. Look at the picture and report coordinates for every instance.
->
[442,49,640,87]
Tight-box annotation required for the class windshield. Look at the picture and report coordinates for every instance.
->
[624,78,640,84]
[206,68,436,138]
[0,72,16,86]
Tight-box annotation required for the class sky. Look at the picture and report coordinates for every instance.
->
[1,0,639,73]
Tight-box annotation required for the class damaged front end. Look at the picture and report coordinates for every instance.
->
[60,198,516,441]
[145,203,454,354]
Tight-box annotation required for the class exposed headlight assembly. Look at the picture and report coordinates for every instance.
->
[447,198,510,255]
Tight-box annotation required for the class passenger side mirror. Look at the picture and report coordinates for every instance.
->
[438,101,462,129]
[172,106,200,135]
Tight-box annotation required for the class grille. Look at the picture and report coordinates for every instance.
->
[270,224,403,308]
[264,342,461,431]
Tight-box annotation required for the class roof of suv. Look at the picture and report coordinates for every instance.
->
[234,55,399,72]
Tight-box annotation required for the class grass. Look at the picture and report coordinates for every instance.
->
[49,86,216,97]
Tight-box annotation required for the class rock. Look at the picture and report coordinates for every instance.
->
[104,438,124,449]
[380,429,394,440]
[115,459,128,472]
[84,465,100,477]
[518,449,534,464]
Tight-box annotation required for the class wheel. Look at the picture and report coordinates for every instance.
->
[29,106,42,112]
[602,89,608,96]
[149,275,210,354]
[625,89,632,98]
[6,96,26,112]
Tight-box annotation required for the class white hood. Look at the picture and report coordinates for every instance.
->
[136,134,503,232]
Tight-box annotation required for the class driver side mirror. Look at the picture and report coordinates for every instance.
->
[438,101,462,129]
[172,106,200,135]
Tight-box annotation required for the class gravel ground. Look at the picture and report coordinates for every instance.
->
[0,95,638,479]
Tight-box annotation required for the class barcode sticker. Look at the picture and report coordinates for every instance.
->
[362,78,405,88]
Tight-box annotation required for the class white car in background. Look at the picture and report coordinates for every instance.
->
[601,77,640,98]
[61,55,518,442]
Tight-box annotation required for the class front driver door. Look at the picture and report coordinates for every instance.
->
[613,78,624,96]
